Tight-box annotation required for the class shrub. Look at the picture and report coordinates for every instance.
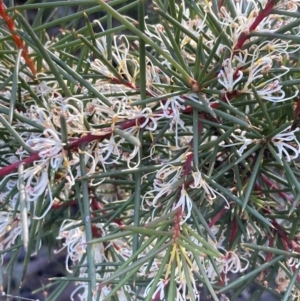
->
[1,0,300,300]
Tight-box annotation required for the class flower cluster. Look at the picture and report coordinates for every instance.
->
[1,0,300,300]
[56,220,134,300]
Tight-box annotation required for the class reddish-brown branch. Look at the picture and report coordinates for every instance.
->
[266,236,274,262]
[271,215,293,251]
[0,1,37,76]
[183,152,194,180]
[234,0,278,52]
[0,152,40,177]
[0,134,111,178]
[262,207,300,263]
[0,100,207,179]
[209,207,228,227]
[173,209,182,240]
[292,98,300,130]
[249,0,277,32]
[229,217,238,247]
[51,199,78,209]
[254,183,264,198]
[294,98,300,120]
[91,224,102,238]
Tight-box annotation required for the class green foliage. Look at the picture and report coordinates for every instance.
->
[1,0,300,300]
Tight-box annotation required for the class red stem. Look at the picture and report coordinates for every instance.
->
[234,0,277,52]
[173,209,182,239]
[229,217,237,248]
[209,207,228,227]
[183,152,194,180]
[266,236,274,262]
[0,99,213,178]
[0,1,37,76]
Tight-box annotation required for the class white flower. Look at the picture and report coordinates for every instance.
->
[275,267,290,293]
[220,129,253,156]
[21,105,54,129]
[287,257,300,268]
[128,107,163,131]
[206,250,249,284]
[30,74,62,106]
[190,169,230,208]
[260,39,300,58]
[145,60,170,92]
[174,186,193,224]
[89,58,115,79]
[99,135,122,164]
[176,276,200,301]
[276,0,300,12]
[161,96,186,148]
[271,126,300,162]
[112,35,139,85]
[218,58,243,92]
[180,6,207,48]
[256,80,299,102]
[85,99,114,119]
[56,97,87,134]
[217,250,249,274]
[144,278,168,300]
[214,1,259,46]
[0,212,23,251]
[26,128,64,159]
[142,163,183,212]
[56,219,87,272]
[93,20,108,58]
[24,163,49,203]
[242,54,273,91]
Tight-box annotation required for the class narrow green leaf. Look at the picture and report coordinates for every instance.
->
[18,163,28,250]
[79,149,97,296]
[144,245,172,301]
[242,146,265,211]
[9,49,22,124]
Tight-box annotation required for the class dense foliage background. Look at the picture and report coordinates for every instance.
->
[1,0,300,301]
